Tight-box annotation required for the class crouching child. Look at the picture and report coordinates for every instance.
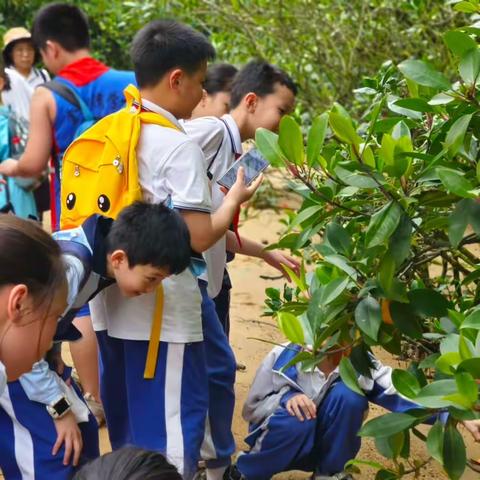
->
[237,343,480,480]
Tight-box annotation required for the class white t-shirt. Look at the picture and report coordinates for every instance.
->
[0,360,6,396]
[1,68,33,120]
[91,99,212,343]
[183,114,242,298]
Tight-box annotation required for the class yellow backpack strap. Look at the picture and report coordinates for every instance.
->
[122,84,179,379]
[143,284,165,379]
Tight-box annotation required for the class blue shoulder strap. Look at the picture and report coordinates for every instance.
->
[43,79,94,122]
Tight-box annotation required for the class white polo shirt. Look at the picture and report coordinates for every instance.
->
[183,114,242,298]
[90,99,212,343]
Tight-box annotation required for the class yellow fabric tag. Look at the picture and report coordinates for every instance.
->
[143,284,165,379]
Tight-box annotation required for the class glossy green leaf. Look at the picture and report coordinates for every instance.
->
[288,205,323,230]
[457,358,480,378]
[436,352,461,375]
[334,165,380,188]
[449,199,472,247]
[437,167,475,198]
[277,311,305,344]
[378,252,396,295]
[318,277,350,305]
[339,357,365,397]
[444,114,473,156]
[388,214,412,267]
[307,113,329,168]
[459,48,480,85]
[325,222,351,256]
[389,302,423,339]
[461,309,480,329]
[455,372,478,405]
[443,422,466,480]
[393,98,434,113]
[454,1,479,13]
[408,289,449,317]
[398,59,450,90]
[329,112,361,146]
[355,297,382,341]
[278,115,304,165]
[426,420,444,464]
[255,128,286,168]
[365,201,402,248]
[415,380,458,408]
[359,412,417,438]
[391,369,421,398]
[444,30,478,57]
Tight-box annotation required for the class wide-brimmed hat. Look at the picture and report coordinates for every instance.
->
[2,27,39,67]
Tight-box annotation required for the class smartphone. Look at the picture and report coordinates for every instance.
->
[217,149,269,190]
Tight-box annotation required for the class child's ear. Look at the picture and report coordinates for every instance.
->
[169,69,183,90]
[244,92,258,113]
[7,285,28,323]
[109,250,129,269]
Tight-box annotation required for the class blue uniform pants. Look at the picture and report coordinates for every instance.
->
[213,269,232,337]
[237,381,368,479]
[97,331,208,479]
[199,280,237,468]
[0,370,98,480]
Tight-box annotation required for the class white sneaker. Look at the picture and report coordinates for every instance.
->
[84,392,105,426]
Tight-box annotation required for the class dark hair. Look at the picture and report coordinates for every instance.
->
[0,215,65,309]
[3,38,41,68]
[130,20,216,88]
[230,60,297,109]
[0,58,10,91]
[204,63,238,95]
[106,202,191,275]
[32,3,90,52]
[73,446,182,480]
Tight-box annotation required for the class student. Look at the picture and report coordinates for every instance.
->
[191,63,238,119]
[0,2,137,425]
[183,60,299,478]
[0,214,66,395]
[238,343,480,480]
[0,201,192,479]
[73,446,182,480]
[89,20,261,480]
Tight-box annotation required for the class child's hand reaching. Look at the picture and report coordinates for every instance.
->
[52,411,83,466]
[286,394,317,422]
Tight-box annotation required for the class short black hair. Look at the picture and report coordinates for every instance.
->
[32,3,90,52]
[73,446,182,480]
[204,63,238,95]
[106,202,191,276]
[230,60,297,109]
[130,20,216,88]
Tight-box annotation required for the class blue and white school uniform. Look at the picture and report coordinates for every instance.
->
[184,115,243,468]
[0,214,118,480]
[237,344,447,480]
[90,99,211,479]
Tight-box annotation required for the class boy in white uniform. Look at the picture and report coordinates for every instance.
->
[183,60,299,480]
[90,20,261,480]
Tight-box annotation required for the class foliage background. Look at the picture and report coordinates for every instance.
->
[0,0,468,113]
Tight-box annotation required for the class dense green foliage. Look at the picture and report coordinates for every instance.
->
[256,1,480,478]
[0,0,467,112]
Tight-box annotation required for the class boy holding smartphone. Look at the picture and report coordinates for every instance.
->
[184,60,299,480]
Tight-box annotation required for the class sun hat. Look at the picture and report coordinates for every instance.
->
[2,27,39,67]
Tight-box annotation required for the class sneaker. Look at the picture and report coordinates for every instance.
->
[84,392,105,426]
[314,473,353,480]
[223,465,244,480]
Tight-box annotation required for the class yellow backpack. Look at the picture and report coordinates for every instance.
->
[60,84,179,379]
[60,84,178,229]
